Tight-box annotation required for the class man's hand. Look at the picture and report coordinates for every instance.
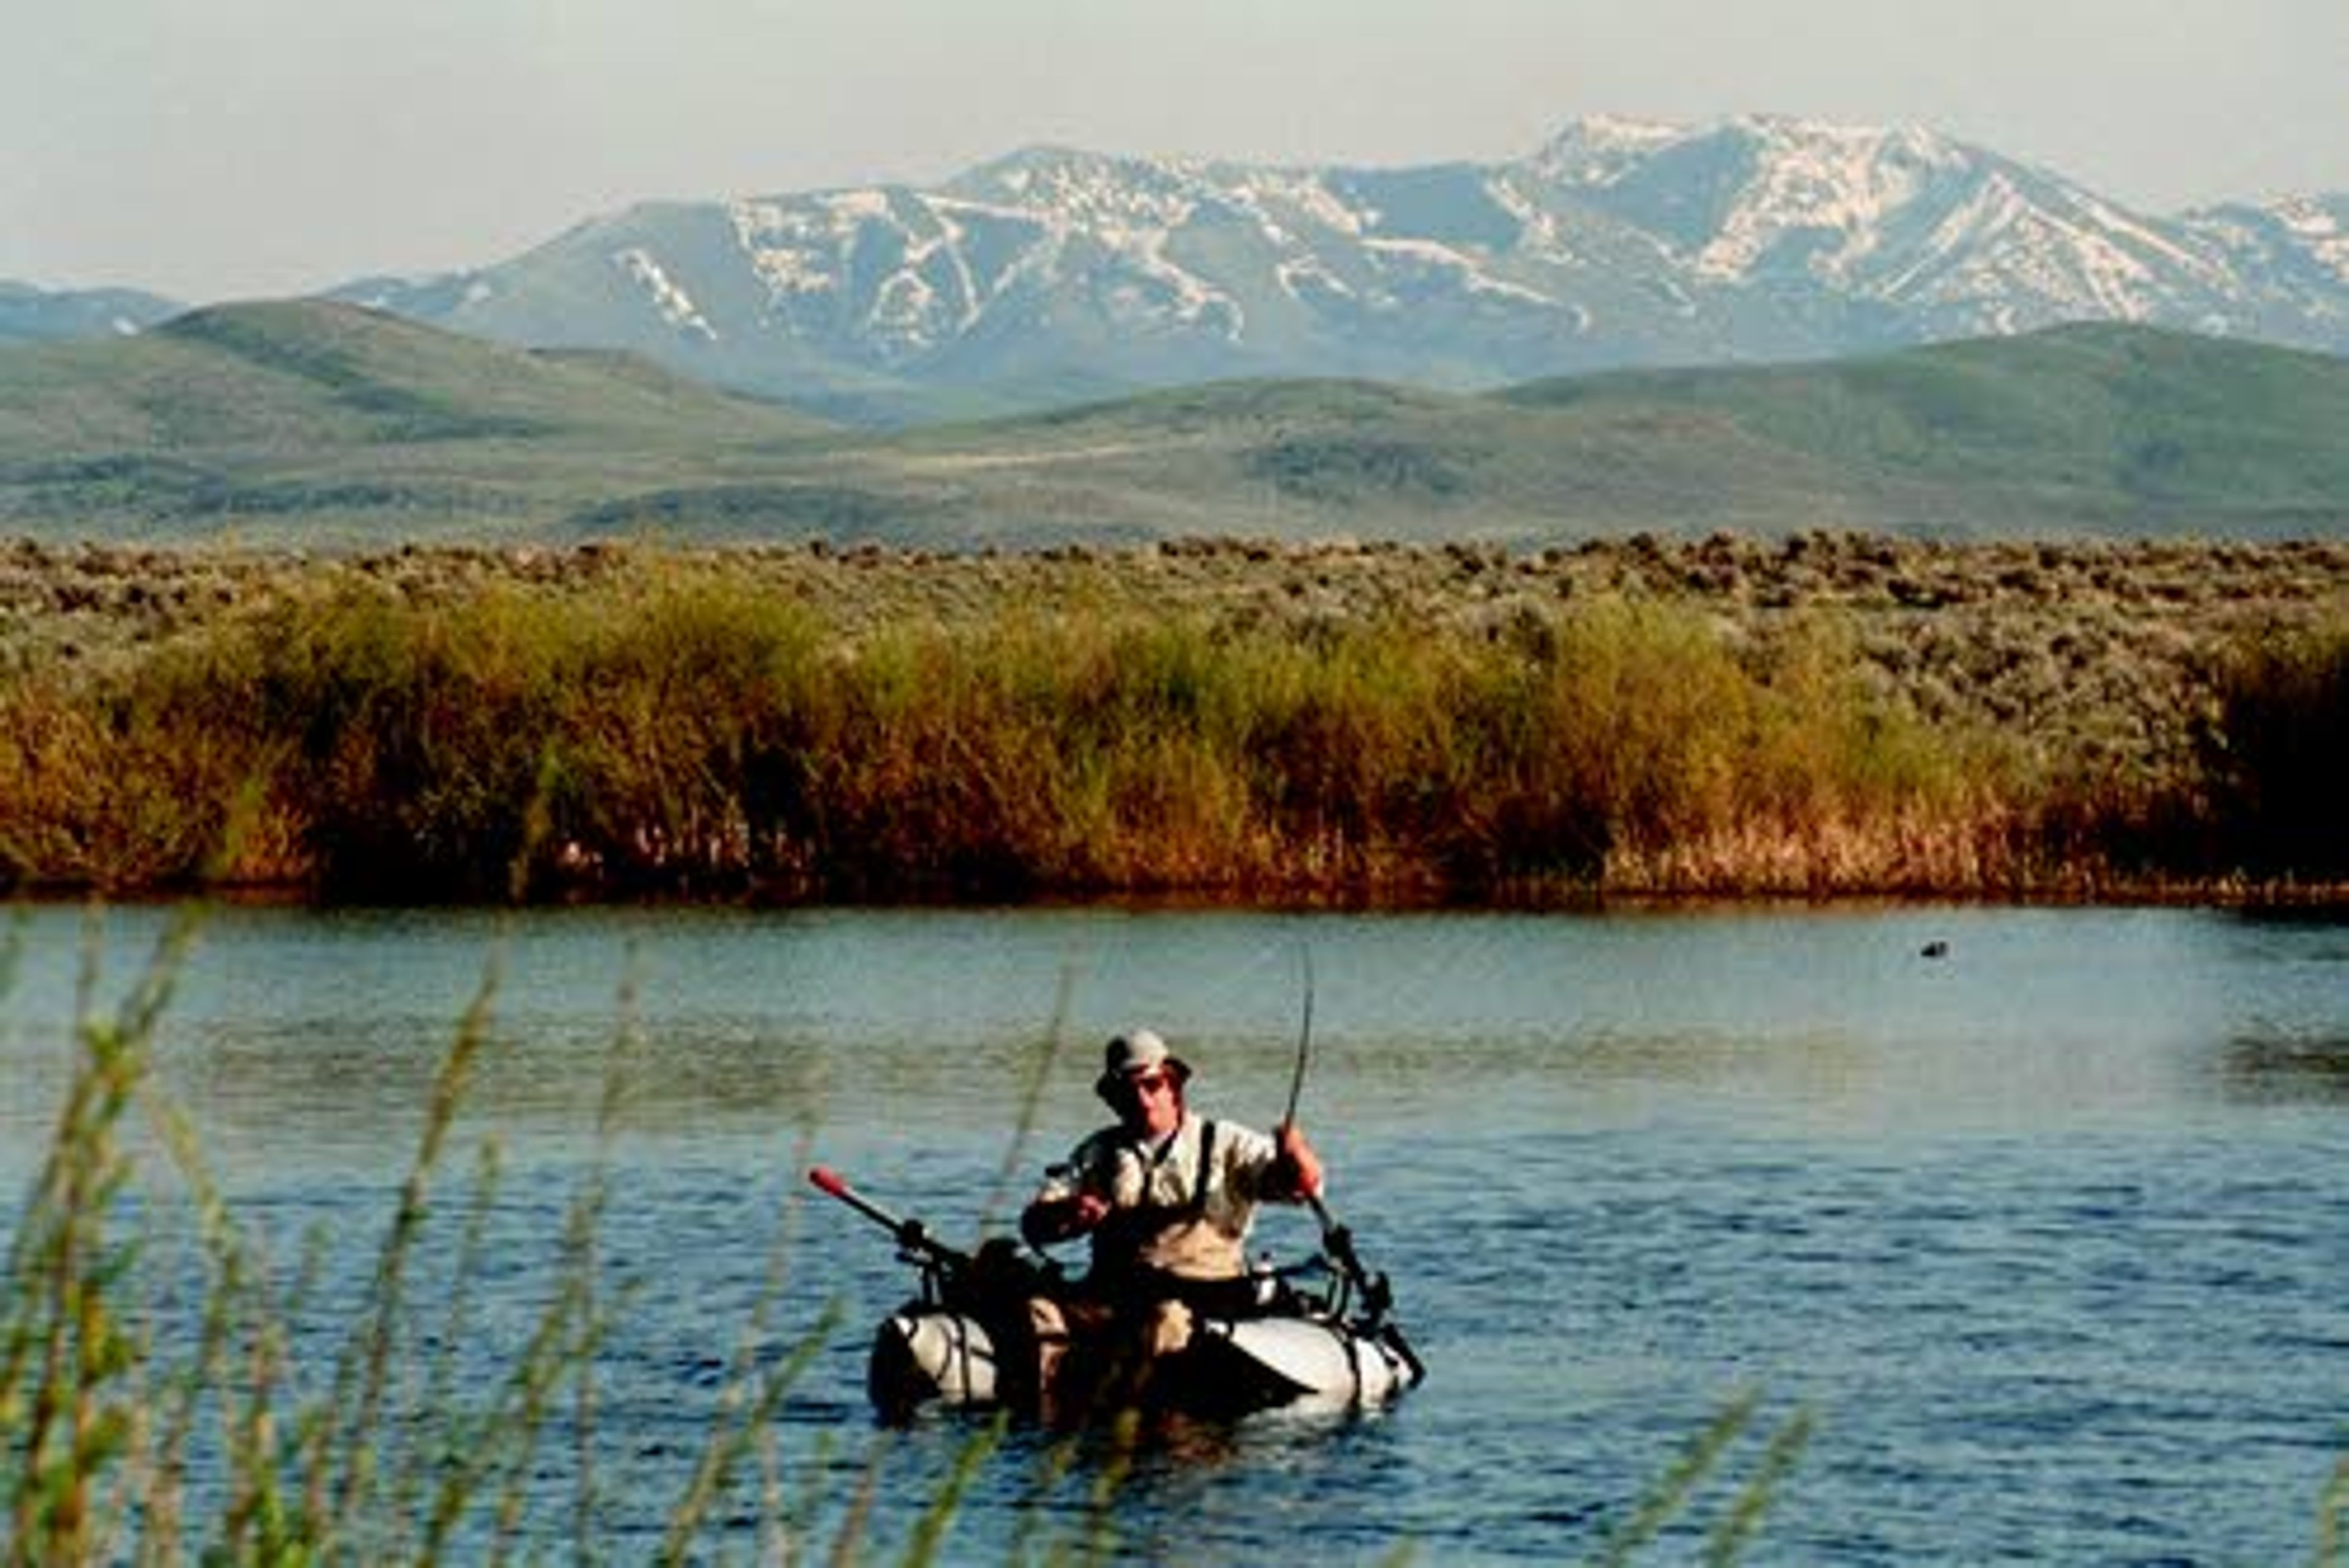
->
[1275,1121,1324,1201]
[1020,1189,1111,1247]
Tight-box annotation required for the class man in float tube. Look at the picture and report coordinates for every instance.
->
[1019,1028,1325,1394]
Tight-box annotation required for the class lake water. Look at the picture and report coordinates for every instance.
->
[4,901,2345,1563]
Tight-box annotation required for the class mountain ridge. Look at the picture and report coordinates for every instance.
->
[319,114,2347,422]
[16,114,2344,423]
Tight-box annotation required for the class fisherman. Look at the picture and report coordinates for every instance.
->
[1019,1029,1324,1389]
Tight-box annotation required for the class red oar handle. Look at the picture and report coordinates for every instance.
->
[807,1166,959,1273]
[808,1164,902,1232]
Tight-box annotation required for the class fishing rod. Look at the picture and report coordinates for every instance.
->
[1278,947,1425,1381]
[1280,944,1315,1129]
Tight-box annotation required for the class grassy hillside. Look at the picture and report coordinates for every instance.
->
[0,300,838,542]
[834,325,2349,544]
[874,375,1872,543]
[1500,324,2349,531]
[2,307,2344,546]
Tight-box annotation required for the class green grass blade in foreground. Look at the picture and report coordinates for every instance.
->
[1591,1392,1756,1567]
[2315,1454,2349,1568]
[899,1416,1007,1568]
[314,955,502,1540]
[1,901,204,1562]
[659,1118,842,1563]
[1704,1406,1814,1567]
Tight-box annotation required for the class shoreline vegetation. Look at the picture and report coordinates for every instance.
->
[1,531,2344,905]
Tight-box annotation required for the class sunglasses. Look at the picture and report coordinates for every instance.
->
[1126,1071,1178,1096]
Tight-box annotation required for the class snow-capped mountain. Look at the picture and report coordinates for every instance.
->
[63,115,2349,422]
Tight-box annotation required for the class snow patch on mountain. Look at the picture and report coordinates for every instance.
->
[1110,229,1242,335]
[1365,237,1554,307]
[2276,197,2349,283]
[1684,120,1959,281]
[1275,253,1354,306]
[613,248,717,341]
[1485,174,1575,266]
[1895,174,2164,320]
[1529,115,1688,187]
[866,270,943,350]
[963,147,1211,234]
[1250,171,1371,239]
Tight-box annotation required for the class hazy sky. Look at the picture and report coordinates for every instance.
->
[7,0,2345,302]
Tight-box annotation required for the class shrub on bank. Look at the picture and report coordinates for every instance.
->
[0,557,2334,902]
[2201,625,2349,882]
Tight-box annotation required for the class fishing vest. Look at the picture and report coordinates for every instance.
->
[1091,1119,1250,1284]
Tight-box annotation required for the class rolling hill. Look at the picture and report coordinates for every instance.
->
[1,302,2345,548]
[1496,323,2349,533]
[1,281,182,345]
[0,299,836,543]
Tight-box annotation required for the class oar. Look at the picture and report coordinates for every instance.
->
[1278,950,1425,1382]
[808,1165,967,1276]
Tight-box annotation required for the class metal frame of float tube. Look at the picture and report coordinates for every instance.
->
[809,1165,972,1302]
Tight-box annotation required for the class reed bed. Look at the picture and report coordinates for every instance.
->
[0,539,2340,904]
[2198,623,2349,882]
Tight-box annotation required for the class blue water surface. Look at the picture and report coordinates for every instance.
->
[4,902,2344,1563]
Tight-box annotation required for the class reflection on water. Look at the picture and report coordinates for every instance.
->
[3,901,2346,1563]
[2220,1032,2349,1103]
[10,901,2323,1159]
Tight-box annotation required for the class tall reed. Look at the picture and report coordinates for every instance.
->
[2198,622,2349,883]
[0,556,2336,903]
[0,910,845,1562]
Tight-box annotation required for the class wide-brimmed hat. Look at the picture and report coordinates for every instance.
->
[1094,1028,1192,1101]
